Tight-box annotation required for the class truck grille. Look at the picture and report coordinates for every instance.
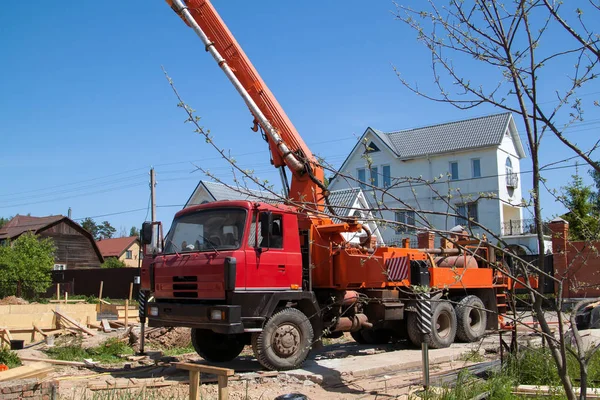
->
[173,276,198,298]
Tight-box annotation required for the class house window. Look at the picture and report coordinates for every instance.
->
[472,159,481,178]
[395,211,415,234]
[382,165,391,188]
[450,161,459,180]
[456,202,478,227]
[357,168,366,189]
[125,250,132,259]
[370,167,379,187]
[505,157,513,175]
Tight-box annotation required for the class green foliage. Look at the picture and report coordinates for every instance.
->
[0,347,22,369]
[46,338,133,364]
[129,226,140,238]
[101,257,127,269]
[590,165,600,211]
[0,232,56,299]
[0,216,11,229]
[81,218,117,240]
[560,174,600,240]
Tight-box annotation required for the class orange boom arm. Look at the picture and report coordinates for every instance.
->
[166,0,327,211]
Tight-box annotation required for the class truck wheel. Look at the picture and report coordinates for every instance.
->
[191,328,245,363]
[254,308,313,371]
[455,295,487,342]
[406,301,457,349]
[350,330,368,344]
[361,329,392,344]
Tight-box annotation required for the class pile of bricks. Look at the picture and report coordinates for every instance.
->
[0,379,59,400]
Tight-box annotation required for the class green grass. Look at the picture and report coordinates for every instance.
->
[46,338,133,364]
[68,387,189,400]
[160,344,195,356]
[0,347,22,369]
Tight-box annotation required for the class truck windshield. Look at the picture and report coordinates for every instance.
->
[164,208,247,254]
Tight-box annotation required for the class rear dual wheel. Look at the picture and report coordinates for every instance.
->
[407,300,457,349]
[350,329,392,345]
[455,295,487,342]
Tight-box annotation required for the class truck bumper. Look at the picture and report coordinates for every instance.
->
[145,302,243,334]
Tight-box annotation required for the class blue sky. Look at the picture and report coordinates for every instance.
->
[1,1,598,234]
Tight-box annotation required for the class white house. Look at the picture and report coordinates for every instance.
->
[185,181,385,245]
[329,112,527,246]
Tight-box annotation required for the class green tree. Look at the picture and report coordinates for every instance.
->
[561,175,600,241]
[0,232,56,298]
[129,226,140,238]
[97,221,116,239]
[590,165,600,212]
[80,218,116,240]
[101,257,126,269]
[0,217,9,229]
[80,217,98,238]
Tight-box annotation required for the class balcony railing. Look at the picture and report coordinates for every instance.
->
[506,172,519,189]
[502,219,551,236]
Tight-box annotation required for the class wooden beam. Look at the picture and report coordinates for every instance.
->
[189,370,200,400]
[0,362,54,382]
[174,362,235,377]
[53,310,96,336]
[129,282,134,302]
[19,356,87,367]
[98,281,103,301]
[101,319,113,333]
[217,375,229,400]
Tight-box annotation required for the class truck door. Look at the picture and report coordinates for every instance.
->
[244,211,302,290]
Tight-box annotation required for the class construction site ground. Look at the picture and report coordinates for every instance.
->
[8,328,528,400]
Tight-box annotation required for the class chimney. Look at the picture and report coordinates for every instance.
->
[417,231,435,249]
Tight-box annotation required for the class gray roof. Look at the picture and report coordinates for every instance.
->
[327,187,362,217]
[187,182,367,219]
[370,112,518,159]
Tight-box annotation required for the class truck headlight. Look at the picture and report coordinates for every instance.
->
[149,306,159,317]
[210,309,225,320]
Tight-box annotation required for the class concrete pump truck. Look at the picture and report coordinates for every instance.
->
[140,0,512,371]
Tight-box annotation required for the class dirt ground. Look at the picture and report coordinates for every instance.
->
[9,329,504,400]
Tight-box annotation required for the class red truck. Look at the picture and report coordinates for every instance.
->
[140,0,512,371]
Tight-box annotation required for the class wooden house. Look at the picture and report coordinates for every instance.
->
[0,215,103,269]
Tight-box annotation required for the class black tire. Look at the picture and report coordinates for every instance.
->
[253,308,314,371]
[360,329,392,344]
[350,330,368,344]
[406,301,457,349]
[191,328,245,363]
[455,295,487,342]
[406,310,423,347]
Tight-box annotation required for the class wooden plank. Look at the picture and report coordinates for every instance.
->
[514,385,600,398]
[124,300,129,328]
[101,319,113,333]
[189,370,200,400]
[174,362,235,377]
[53,310,96,336]
[0,362,53,382]
[98,281,103,301]
[217,375,229,400]
[33,324,48,338]
[19,356,88,367]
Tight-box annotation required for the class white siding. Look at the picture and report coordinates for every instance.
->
[331,124,524,245]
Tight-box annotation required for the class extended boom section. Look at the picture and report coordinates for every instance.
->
[167,0,326,211]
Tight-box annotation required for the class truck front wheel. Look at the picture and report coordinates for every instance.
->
[191,329,245,363]
[253,308,314,371]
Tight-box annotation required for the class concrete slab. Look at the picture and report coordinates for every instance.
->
[285,343,480,385]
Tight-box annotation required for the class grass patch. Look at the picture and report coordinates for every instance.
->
[161,345,195,356]
[70,387,189,400]
[46,338,133,364]
[0,347,22,369]
[459,349,485,363]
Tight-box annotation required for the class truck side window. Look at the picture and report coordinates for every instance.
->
[257,214,283,249]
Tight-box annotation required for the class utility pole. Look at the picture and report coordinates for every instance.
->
[140,167,156,356]
[150,167,156,224]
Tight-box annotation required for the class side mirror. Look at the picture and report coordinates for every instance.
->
[260,212,273,238]
[141,222,153,245]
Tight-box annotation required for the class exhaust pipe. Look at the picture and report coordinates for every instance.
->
[333,313,372,332]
